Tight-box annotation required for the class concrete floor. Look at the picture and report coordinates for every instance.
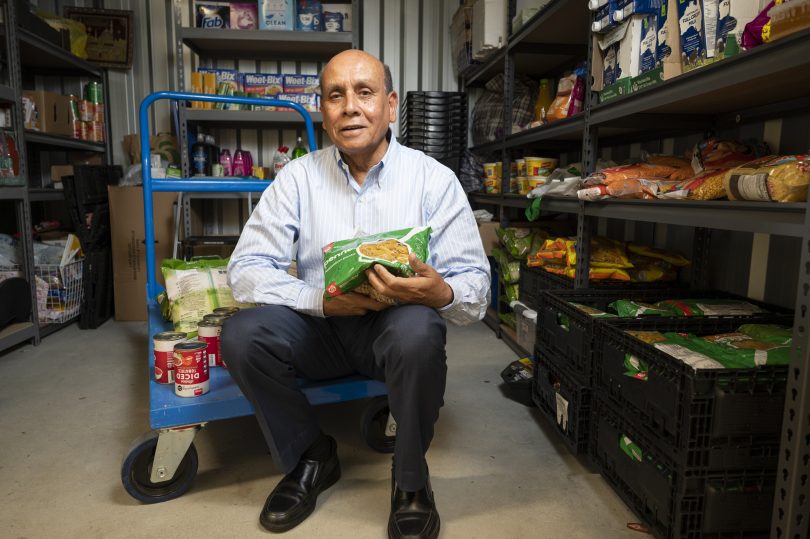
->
[0,320,640,539]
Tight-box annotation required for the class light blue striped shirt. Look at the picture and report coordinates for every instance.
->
[227,134,491,325]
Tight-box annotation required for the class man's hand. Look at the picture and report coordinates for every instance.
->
[365,253,454,309]
[322,292,391,317]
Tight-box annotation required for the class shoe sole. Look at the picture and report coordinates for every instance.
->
[260,462,342,533]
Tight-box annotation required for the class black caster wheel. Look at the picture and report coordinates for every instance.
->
[361,396,396,453]
[121,431,198,503]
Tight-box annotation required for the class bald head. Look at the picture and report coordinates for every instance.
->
[320,50,393,95]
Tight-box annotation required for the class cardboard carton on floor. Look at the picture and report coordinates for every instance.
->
[478,221,501,256]
[108,186,176,321]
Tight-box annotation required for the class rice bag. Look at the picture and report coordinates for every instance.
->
[323,226,431,299]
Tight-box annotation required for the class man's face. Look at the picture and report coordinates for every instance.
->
[320,53,397,158]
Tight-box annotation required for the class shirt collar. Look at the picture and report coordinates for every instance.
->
[334,129,399,184]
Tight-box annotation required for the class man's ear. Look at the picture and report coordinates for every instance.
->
[388,91,398,123]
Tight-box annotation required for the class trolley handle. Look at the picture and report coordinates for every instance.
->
[138,91,319,302]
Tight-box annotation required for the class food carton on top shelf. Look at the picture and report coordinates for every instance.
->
[471,0,507,60]
[259,0,295,31]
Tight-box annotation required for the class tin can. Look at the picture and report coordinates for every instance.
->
[213,307,239,316]
[197,319,223,367]
[91,121,105,142]
[153,331,186,384]
[80,121,90,141]
[203,314,230,325]
[93,103,104,123]
[174,341,209,397]
[84,81,103,104]
[79,99,93,122]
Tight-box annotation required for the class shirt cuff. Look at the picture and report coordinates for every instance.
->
[296,285,324,317]
[438,280,461,313]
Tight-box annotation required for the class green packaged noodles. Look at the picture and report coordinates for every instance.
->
[505,283,519,304]
[496,227,536,259]
[737,324,793,345]
[610,299,675,317]
[492,248,521,284]
[323,226,431,299]
[570,303,616,318]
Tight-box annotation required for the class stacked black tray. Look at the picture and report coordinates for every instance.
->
[400,92,467,164]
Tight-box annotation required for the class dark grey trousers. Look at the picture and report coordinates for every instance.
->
[220,304,447,491]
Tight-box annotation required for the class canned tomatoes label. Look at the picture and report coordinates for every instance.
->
[153,331,187,384]
[197,319,223,367]
[173,341,210,397]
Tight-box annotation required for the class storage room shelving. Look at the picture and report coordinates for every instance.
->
[171,0,359,249]
[461,0,810,535]
[0,0,111,352]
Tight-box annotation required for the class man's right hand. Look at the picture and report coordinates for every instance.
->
[322,292,391,317]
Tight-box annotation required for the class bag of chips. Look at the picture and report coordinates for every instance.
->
[323,226,431,299]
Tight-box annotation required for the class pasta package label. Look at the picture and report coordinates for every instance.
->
[323,226,431,299]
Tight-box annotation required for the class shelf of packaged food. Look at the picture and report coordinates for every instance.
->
[469,140,503,156]
[184,109,323,128]
[508,0,590,48]
[24,131,106,152]
[17,28,102,77]
[460,48,506,87]
[505,114,585,148]
[469,192,533,209]
[28,188,65,202]
[0,321,36,352]
[0,84,16,102]
[0,186,26,200]
[589,28,810,127]
[180,28,353,61]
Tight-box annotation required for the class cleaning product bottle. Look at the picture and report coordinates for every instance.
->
[272,146,291,178]
[191,133,207,176]
[291,136,308,159]
[232,149,246,176]
[219,149,232,176]
[204,134,219,175]
[533,79,554,124]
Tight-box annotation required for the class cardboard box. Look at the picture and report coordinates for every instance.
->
[472,0,507,59]
[108,186,177,321]
[478,221,501,256]
[23,90,76,137]
[122,133,180,167]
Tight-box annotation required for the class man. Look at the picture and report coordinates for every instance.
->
[222,50,490,538]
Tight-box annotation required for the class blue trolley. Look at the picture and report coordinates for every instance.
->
[121,92,396,503]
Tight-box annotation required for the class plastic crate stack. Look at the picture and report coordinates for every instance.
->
[399,91,467,174]
[531,287,791,538]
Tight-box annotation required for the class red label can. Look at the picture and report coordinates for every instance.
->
[197,319,223,367]
[153,331,186,384]
[173,341,210,397]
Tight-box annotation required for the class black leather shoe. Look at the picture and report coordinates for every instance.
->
[388,463,440,539]
[259,436,341,533]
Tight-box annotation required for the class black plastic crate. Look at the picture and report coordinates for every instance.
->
[538,288,788,385]
[532,350,592,454]
[596,320,789,463]
[591,395,775,538]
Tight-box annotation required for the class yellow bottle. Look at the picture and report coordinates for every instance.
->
[533,79,553,123]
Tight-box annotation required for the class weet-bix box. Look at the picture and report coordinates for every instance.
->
[243,73,284,96]
[276,93,319,112]
[282,74,320,94]
[260,0,295,30]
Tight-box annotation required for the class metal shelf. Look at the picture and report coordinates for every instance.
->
[0,84,16,102]
[24,131,106,152]
[469,193,533,209]
[590,28,810,126]
[469,140,503,155]
[0,186,26,200]
[460,48,505,87]
[28,188,65,202]
[581,198,807,238]
[185,109,323,128]
[508,0,590,48]
[505,114,585,148]
[18,28,102,77]
[180,27,353,61]
[0,321,36,352]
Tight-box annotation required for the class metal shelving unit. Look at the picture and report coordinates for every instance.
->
[461,0,810,534]
[172,0,361,252]
[0,0,111,353]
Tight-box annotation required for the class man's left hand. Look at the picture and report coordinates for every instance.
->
[365,253,453,309]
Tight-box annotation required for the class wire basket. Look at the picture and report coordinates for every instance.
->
[34,259,84,324]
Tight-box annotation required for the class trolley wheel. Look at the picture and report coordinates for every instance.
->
[121,431,198,503]
[361,396,396,453]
